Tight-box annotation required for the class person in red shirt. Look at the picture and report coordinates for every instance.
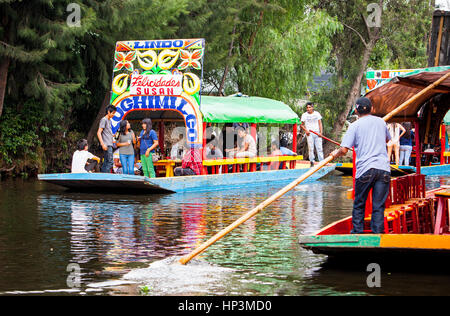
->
[174,142,203,176]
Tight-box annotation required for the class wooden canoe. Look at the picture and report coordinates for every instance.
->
[38,164,335,194]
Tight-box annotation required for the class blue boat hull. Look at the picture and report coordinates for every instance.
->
[335,162,450,177]
[420,164,450,176]
[38,165,335,194]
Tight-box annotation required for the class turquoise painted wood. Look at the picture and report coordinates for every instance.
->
[38,173,169,192]
[38,165,335,194]
[299,234,381,248]
[420,164,450,176]
[146,166,335,193]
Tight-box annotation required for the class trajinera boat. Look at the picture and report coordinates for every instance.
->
[38,38,334,193]
[299,66,450,263]
[335,65,450,177]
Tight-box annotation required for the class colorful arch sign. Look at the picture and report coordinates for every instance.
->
[366,69,417,93]
[110,39,205,146]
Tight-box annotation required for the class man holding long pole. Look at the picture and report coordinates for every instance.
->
[301,102,324,167]
[177,71,449,265]
[330,97,391,234]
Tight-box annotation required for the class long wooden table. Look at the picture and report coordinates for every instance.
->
[153,159,181,177]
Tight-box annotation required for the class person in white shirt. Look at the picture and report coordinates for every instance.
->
[300,102,324,166]
[226,127,257,158]
[71,139,100,173]
[387,122,406,165]
[205,138,224,174]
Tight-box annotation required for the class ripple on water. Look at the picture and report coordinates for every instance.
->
[122,256,235,295]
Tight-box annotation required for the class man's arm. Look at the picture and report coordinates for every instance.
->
[330,123,354,159]
[318,119,323,135]
[240,139,250,152]
[330,147,349,159]
[300,122,310,136]
[97,127,107,151]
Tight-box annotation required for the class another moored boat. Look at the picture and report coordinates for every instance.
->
[300,66,450,265]
[38,38,335,193]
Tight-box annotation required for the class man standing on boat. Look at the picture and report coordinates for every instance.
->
[330,97,391,234]
[97,105,117,173]
[300,102,324,167]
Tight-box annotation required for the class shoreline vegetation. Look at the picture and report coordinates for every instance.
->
[0,1,433,179]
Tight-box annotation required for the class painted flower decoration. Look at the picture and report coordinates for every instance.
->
[114,51,137,72]
[178,49,203,70]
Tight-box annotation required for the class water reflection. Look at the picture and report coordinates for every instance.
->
[1,175,449,295]
[24,178,353,294]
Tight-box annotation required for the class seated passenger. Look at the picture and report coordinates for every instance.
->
[170,135,185,160]
[174,143,203,176]
[113,149,123,174]
[280,137,296,156]
[206,138,224,174]
[225,127,257,158]
[134,160,143,175]
[232,122,249,131]
[269,141,283,170]
[71,139,100,173]
[280,146,296,156]
[206,138,223,160]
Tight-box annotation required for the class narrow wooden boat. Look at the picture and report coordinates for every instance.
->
[39,38,336,193]
[299,174,450,263]
[300,66,450,265]
[299,233,450,261]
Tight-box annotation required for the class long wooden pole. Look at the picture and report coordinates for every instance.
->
[383,71,450,122]
[178,155,334,265]
[178,71,450,266]
[309,130,354,151]
[434,16,445,67]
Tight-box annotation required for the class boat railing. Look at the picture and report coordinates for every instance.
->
[337,173,433,235]
[365,174,434,234]
[202,155,304,174]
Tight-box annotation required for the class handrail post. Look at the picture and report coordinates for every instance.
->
[415,120,421,174]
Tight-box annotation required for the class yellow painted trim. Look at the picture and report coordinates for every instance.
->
[380,234,450,250]
[444,152,450,157]
[203,155,303,166]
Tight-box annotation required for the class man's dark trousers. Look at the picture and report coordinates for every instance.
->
[351,168,391,234]
[100,146,114,173]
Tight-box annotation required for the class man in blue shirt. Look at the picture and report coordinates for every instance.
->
[330,97,391,234]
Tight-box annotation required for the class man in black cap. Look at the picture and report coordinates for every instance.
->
[330,97,391,234]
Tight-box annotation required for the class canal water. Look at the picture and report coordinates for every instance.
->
[1,174,450,296]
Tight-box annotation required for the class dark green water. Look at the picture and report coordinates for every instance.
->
[1,174,450,295]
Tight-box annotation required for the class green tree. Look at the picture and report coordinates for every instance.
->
[0,0,97,118]
[0,0,191,173]
[233,1,342,106]
[176,0,341,106]
[84,0,191,143]
[313,0,433,154]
